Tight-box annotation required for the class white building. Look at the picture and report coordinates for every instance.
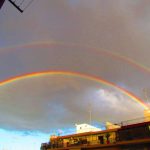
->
[75,123,101,133]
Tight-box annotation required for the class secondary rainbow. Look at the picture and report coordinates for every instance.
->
[0,70,148,110]
[1,41,150,75]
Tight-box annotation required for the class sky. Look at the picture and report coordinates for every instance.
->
[0,0,150,150]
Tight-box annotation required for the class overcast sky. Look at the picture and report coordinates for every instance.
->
[0,0,150,150]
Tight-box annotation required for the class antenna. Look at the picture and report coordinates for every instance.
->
[143,88,149,105]
[88,102,92,125]
[8,0,23,12]
[8,0,35,13]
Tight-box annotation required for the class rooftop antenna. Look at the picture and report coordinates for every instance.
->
[8,0,34,13]
[143,88,149,108]
[88,102,92,125]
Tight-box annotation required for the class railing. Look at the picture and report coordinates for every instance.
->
[104,116,150,129]
[118,116,150,127]
[41,137,117,149]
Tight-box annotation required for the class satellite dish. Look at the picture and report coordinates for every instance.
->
[0,0,5,9]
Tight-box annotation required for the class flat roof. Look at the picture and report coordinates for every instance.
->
[57,128,119,139]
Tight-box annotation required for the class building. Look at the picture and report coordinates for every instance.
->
[144,109,150,122]
[41,117,150,150]
[105,122,120,129]
[75,123,101,133]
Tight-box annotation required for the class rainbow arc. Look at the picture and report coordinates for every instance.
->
[0,71,148,110]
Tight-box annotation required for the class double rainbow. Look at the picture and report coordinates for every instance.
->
[0,42,149,109]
